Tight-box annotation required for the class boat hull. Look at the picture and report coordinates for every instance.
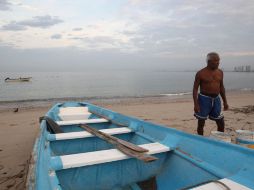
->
[26,102,254,190]
[5,77,31,82]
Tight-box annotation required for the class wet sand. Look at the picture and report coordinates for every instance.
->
[0,91,254,189]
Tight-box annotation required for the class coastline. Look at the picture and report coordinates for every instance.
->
[0,89,253,189]
[0,88,253,111]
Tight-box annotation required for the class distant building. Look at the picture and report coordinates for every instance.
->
[246,65,251,72]
[234,65,252,72]
[234,66,243,72]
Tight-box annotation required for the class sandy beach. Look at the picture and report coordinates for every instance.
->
[0,90,254,190]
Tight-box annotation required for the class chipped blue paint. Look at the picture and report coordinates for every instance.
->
[47,134,56,141]
[50,156,63,171]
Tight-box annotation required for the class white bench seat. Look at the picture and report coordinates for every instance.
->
[58,113,92,121]
[59,107,89,113]
[56,118,108,126]
[50,142,170,170]
[58,107,91,121]
[47,127,132,141]
[191,178,251,190]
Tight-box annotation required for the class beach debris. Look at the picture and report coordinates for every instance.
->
[230,105,254,114]
[13,108,19,113]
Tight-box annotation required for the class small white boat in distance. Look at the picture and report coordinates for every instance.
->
[5,77,32,82]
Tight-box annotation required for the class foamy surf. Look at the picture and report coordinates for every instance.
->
[160,92,192,96]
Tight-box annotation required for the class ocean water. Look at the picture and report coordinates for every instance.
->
[0,71,254,102]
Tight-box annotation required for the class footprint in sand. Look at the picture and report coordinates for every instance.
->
[5,178,16,189]
[182,118,195,122]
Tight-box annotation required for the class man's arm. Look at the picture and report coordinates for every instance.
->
[193,72,200,112]
[220,71,229,110]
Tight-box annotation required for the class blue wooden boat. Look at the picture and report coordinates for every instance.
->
[26,102,254,190]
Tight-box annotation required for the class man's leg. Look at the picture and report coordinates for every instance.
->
[215,118,225,132]
[197,119,205,135]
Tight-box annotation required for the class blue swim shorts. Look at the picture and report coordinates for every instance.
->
[194,93,224,120]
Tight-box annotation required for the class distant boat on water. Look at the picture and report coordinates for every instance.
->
[4,77,32,82]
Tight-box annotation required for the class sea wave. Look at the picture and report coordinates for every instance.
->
[0,95,163,104]
[160,92,192,96]
[240,88,254,91]
[0,94,166,110]
[0,92,193,104]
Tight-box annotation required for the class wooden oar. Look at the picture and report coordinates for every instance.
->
[111,133,149,153]
[81,124,157,162]
[87,111,150,153]
[40,116,63,134]
[115,144,157,163]
[81,124,148,153]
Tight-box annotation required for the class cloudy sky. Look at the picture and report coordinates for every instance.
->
[0,0,254,71]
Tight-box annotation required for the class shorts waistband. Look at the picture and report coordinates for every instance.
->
[199,93,219,98]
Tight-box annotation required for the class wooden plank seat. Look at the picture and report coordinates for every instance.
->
[47,127,132,141]
[50,142,170,170]
[58,107,110,126]
[58,113,92,121]
[190,178,251,190]
[56,118,108,126]
[59,107,89,114]
[58,107,91,121]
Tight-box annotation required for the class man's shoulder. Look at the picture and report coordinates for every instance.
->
[196,68,207,75]
[217,68,223,73]
[215,68,223,76]
[198,67,223,73]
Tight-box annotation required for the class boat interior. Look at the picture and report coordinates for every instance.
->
[33,102,254,190]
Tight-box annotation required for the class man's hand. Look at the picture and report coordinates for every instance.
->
[194,104,200,113]
[223,103,229,111]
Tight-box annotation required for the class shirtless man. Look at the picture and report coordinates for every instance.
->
[193,52,229,135]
